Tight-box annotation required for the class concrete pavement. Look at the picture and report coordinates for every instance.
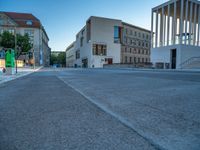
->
[0,69,158,150]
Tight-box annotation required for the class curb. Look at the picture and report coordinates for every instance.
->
[0,66,43,84]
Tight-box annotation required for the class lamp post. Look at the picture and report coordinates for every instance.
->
[14,27,17,74]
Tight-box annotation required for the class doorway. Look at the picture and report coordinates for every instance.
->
[82,58,88,68]
[171,49,176,69]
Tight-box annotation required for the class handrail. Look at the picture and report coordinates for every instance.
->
[180,56,200,69]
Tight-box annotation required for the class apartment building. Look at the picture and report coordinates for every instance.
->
[121,22,151,64]
[0,12,51,66]
[151,0,200,69]
[66,42,75,67]
[66,16,151,68]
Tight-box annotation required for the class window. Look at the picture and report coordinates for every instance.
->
[80,37,84,47]
[114,26,121,43]
[129,48,131,53]
[143,33,145,39]
[142,58,144,62]
[125,56,128,63]
[138,41,141,46]
[146,43,148,48]
[130,30,133,35]
[24,29,34,43]
[138,32,141,37]
[146,34,149,40]
[138,58,140,63]
[26,20,33,25]
[135,31,137,36]
[87,20,91,42]
[130,57,132,63]
[146,58,148,62]
[125,47,127,52]
[93,44,107,56]
[76,50,80,59]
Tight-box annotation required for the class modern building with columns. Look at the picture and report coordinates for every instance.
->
[151,0,200,69]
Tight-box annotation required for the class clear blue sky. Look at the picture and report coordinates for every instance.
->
[0,0,166,51]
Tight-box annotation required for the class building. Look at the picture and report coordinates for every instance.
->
[0,12,51,66]
[151,0,200,69]
[66,16,151,68]
[66,42,75,67]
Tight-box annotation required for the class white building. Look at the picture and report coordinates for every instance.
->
[66,16,151,68]
[151,0,200,69]
[0,12,51,66]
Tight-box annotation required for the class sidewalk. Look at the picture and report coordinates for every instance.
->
[0,67,42,84]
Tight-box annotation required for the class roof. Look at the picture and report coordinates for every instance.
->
[3,12,41,28]
[122,22,151,33]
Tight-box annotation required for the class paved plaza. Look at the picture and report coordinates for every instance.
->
[0,68,200,150]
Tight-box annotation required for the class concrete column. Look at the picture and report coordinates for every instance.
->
[179,0,184,44]
[164,15,166,46]
[155,9,158,47]
[198,5,200,46]
[160,7,164,46]
[185,0,189,44]
[189,2,193,45]
[167,4,170,46]
[151,10,154,48]
[193,3,197,46]
[173,1,176,45]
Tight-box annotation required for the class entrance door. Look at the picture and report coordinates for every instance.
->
[82,58,88,68]
[107,58,113,64]
[171,49,176,69]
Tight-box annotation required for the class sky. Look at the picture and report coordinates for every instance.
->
[0,0,166,51]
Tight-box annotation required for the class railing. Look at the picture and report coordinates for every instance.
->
[180,56,200,69]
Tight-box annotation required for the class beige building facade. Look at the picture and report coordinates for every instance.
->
[0,12,51,66]
[121,23,151,64]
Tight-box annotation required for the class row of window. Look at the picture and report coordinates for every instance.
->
[123,37,149,48]
[124,28,150,40]
[124,56,150,63]
[123,47,150,55]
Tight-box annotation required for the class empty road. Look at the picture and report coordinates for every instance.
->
[0,68,200,150]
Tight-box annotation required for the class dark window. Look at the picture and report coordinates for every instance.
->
[87,20,91,42]
[80,37,84,47]
[114,26,121,43]
[76,50,80,59]
[125,56,127,63]
[130,57,132,63]
[93,44,107,56]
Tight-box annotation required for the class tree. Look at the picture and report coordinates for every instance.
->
[50,54,57,65]
[0,31,15,49]
[57,52,66,67]
[0,31,33,58]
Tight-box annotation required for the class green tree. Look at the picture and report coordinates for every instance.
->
[57,52,66,67]
[0,31,33,58]
[50,54,57,65]
[0,31,15,48]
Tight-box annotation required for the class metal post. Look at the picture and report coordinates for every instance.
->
[14,27,17,74]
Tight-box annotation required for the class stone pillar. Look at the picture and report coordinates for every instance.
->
[155,9,159,47]
[193,3,197,46]
[185,0,189,44]
[173,1,177,45]
[167,4,170,46]
[151,10,154,48]
[179,0,184,44]
[189,2,193,45]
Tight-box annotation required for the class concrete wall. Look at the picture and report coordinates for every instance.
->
[91,17,121,67]
[151,44,200,69]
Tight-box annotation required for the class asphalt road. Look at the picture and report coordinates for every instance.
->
[0,69,158,150]
[58,68,200,150]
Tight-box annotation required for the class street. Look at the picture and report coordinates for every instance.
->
[0,68,200,150]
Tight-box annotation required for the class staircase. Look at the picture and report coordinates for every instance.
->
[180,57,200,69]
